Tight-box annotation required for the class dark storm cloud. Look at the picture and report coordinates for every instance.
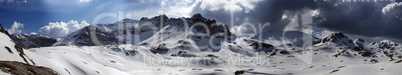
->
[248,0,317,30]
[313,1,402,40]
[190,0,317,30]
[190,0,402,41]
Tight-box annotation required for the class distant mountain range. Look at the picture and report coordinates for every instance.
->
[10,33,57,49]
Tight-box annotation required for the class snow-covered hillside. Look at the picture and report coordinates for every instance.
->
[0,24,58,75]
[0,25,34,65]
[22,32,402,75]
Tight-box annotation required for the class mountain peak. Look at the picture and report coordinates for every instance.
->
[140,14,169,21]
[322,32,350,41]
[354,38,365,47]
[119,18,138,23]
[329,32,347,39]
[191,13,206,20]
[157,14,169,19]
[315,32,354,46]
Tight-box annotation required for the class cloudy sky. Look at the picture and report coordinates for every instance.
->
[1,0,402,43]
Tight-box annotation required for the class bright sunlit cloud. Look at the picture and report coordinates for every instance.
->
[79,0,91,3]
[7,21,24,34]
[38,20,89,38]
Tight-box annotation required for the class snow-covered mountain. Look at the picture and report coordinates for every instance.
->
[353,38,365,47]
[314,32,355,47]
[139,14,236,53]
[369,40,401,50]
[0,24,58,75]
[53,15,171,46]
[10,33,57,49]
[54,14,235,47]
[53,19,136,46]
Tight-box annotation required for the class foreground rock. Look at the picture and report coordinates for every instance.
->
[0,61,58,75]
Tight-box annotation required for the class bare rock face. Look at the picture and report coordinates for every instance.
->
[234,70,245,75]
[377,40,399,50]
[354,38,365,47]
[315,32,354,47]
[150,43,169,54]
[0,61,59,75]
[189,14,235,39]
[360,51,374,57]
[171,51,197,57]
[249,42,275,52]
[351,46,363,51]
[0,24,11,37]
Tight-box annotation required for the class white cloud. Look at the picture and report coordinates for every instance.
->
[79,0,91,3]
[155,0,195,18]
[229,25,240,35]
[30,32,37,35]
[38,20,90,38]
[161,0,166,7]
[154,0,261,18]
[230,25,257,37]
[312,10,320,17]
[197,0,260,12]
[7,21,24,34]
[382,2,402,15]
[153,0,262,37]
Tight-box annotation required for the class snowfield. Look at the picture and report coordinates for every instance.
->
[21,41,402,75]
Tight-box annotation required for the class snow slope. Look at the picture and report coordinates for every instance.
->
[0,26,34,65]
[23,34,402,75]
